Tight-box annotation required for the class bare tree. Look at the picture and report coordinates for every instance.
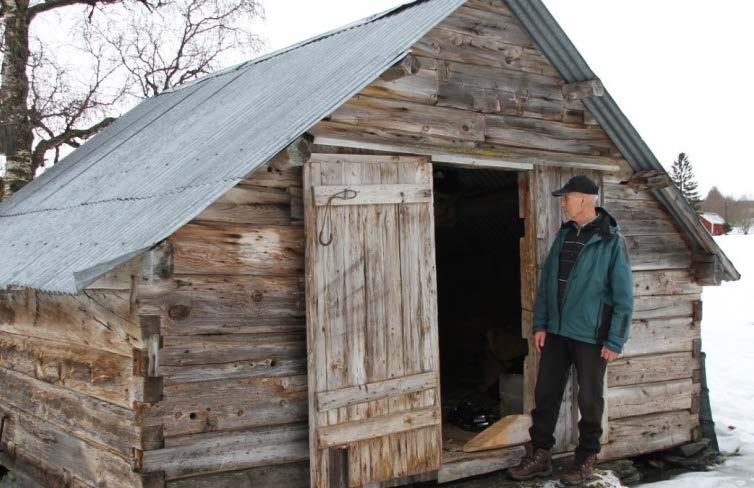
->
[0,0,264,200]
[741,217,752,235]
[729,198,754,235]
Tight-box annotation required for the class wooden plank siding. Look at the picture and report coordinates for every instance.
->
[599,174,702,457]
[137,164,310,484]
[314,4,629,171]
[0,257,153,487]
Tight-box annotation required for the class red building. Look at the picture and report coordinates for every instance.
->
[699,212,727,235]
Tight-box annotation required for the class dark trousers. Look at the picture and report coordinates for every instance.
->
[529,333,607,462]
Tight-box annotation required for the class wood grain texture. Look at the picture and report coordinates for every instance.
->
[608,379,693,419]
[329,95,485,142]
[145,274,305,336]
[438,445,526,484]
[608,352,694,387]
[195,185,292,226]
[158,333,306,385]
[622,317,698,358]
[313,184,432,206]
[632,270,701,297]
[142,375,307,438]
[304,156,441,487]
[0,366,138,456]
[0,332,133,407]
[312,121,624,172]
[601,411,694,459]
[141,424,309,479]
[463,414,531,452]
[170,223,304,276]
[0,405,141,488]
[633,294,699,320]
[0,288,141,356]
[317,407,440,448]
[317,372,437,412]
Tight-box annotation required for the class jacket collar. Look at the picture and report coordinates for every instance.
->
[560,207,620,240]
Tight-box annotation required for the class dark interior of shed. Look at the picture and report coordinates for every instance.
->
[433,165,528,448]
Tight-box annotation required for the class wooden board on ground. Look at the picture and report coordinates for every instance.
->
[438,445,526,484]
[463,414,532,453]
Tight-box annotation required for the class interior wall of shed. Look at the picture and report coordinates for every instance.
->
[433,166,527,439]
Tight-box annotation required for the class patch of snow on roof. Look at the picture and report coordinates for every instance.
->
[701,213,726,225]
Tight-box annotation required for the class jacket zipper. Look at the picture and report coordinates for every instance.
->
[558,231,600,335]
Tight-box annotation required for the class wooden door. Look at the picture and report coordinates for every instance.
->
[304,154,441,488]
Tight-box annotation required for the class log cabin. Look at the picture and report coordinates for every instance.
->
[0,0,740,486]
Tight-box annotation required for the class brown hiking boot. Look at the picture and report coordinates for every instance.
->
[507,445,552,480]
[560,453,598,485]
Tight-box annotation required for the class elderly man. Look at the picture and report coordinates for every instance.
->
[508,175,633,485]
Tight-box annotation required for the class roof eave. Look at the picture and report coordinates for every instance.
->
[505,0,740,283]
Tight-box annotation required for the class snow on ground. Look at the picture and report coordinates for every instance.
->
[640,233,754,487]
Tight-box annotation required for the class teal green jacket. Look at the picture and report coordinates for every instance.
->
[533,208,633,353]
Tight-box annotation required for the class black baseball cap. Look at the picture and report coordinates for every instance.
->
[552,175,599,196]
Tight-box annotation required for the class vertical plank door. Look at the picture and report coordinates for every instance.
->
[304,154,441,488]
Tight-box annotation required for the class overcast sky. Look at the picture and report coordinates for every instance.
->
[255,0,754,198]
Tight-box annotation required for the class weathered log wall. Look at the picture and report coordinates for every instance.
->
[0,259,154,487]
[0,1,710,486]
[135,164,310,486]
[312,1,627,173]
[314,0,702,465]
[599,173,703,459]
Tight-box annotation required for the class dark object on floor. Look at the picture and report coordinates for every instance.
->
[447,400,500,432]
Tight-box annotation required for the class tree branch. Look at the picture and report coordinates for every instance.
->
[29,0,97,18]
[31,116,115,173]
[28,0,161,19]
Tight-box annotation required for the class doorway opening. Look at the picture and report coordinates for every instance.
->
[433,165,528,456]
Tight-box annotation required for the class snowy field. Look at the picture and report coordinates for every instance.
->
[640,233,754,487]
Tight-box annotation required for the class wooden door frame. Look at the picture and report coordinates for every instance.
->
[431,166,534,483]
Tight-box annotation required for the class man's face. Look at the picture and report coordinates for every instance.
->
[560,192,587,221]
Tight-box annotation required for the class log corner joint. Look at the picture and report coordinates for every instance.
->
[378,53,420,82]
[268,133,314,171]
[692,253,722,286]
[620,169,672,192]
[562,79,605,101]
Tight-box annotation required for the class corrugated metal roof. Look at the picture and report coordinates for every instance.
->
[0,0,466,293]
[506,0,740,281]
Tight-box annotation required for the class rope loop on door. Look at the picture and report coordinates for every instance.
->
[318,188,358,246]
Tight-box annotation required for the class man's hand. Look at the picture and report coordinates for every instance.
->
[534,331,547,353]
[601,346,620,362]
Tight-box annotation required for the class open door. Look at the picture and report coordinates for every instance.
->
[304,154,442,487]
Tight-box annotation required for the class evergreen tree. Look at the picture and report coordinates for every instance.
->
[670,152,702,210]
